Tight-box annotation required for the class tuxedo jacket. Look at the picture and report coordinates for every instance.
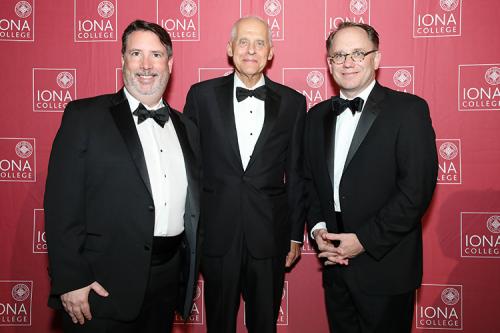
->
[183,74,306,258]
[305,82,438,294]
[44,90,200,320]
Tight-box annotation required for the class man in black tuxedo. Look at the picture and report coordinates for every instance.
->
[183,16,306,333]
[305,22,438,332]
[44,20,199,333]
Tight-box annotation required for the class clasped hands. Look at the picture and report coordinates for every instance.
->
[313,229,364,265]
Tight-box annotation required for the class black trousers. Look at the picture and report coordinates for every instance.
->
[324,266,415,333]
[62,237,182,333]
[202,232,286,333]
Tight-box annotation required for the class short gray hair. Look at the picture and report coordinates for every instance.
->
[229,16,273,47]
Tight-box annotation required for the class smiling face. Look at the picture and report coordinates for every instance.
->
[328,26,381,99]
[227,17,274,87]
[122,30,173,107]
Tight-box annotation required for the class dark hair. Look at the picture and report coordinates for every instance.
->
[326,22,379,51]
[121,20,172,57]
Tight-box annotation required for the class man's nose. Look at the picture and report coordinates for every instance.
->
[141,56,152,69]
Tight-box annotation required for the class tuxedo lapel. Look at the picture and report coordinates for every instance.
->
[343,83,384,172]
[324,105,336,191]
[215,75,243,170]
[109,90,153,199]
[246,78,280,170]
[170,111,195,185]
[170,110,198,237]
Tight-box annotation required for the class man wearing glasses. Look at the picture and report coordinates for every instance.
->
[304,22,438,332]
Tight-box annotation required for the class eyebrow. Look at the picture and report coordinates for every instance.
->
[127,48,164,53]
[333,48,365,54]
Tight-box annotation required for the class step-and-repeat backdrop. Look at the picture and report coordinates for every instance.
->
[1,0,499,332]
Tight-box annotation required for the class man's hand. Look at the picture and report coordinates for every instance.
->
[60,281,109,325]
[314,229,349,266]
[285,241,301,267]
[317,232,364,266]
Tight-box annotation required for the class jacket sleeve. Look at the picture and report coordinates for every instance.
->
[44,102,95,296]
[303,110,326,232]
[286,94,307,242]
[356,98,438,260]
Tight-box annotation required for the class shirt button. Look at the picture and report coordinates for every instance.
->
[250,110,253,113]
[160,149,163,152]
[250,133,253,136]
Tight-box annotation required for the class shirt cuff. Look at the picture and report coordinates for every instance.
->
[310,222,327,239]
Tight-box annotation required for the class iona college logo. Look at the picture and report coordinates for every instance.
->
[283,68,328,110]
[264,0,282,16]
[440,0,459,11]
[56,72,74,89]
[441,287,460,306]
[484,67,500,86]
[461,212,500,258]
[439,142,458,160]
[436,139,461,184]
[306,71,324,89]
[413,0,461,38]
[180,0,197,17]
[11,284,30,302]
[74,0,117,42]
[350,0,368,15]
[393,69,412,88]
[97,1,114,18]
[459,64,500,111]
[0,138,36,182]
[486,215,500,233]
[378,66,414,93]
[241,0,284,40]
[1,0,34,41]
[0,280,33,326]
[15,141,33,159]
[264,0,284,40]
[15,1,32,18]
[33,68,77,112]
[416,284,462,329]
[325,0,371,38]
[158,0,200,41]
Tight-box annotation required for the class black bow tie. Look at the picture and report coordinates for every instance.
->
[331,96,364,116]
[236,86,267,102]
[133,103,169,127]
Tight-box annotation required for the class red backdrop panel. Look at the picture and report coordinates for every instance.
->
[1,0,499,332]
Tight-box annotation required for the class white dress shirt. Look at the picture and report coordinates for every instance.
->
[311,80,376,236]
[233,75,266,170]
[124,88,187,236]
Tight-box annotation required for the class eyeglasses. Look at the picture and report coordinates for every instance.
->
[328,50,378,65]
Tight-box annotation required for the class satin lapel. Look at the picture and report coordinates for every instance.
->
[343,84,384,172]
[109,90,153,199]
[246,79,280,171]
[170,110,198,234]
[215,75,243,170]
[324,106,336,191]
[170,110,196,187]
